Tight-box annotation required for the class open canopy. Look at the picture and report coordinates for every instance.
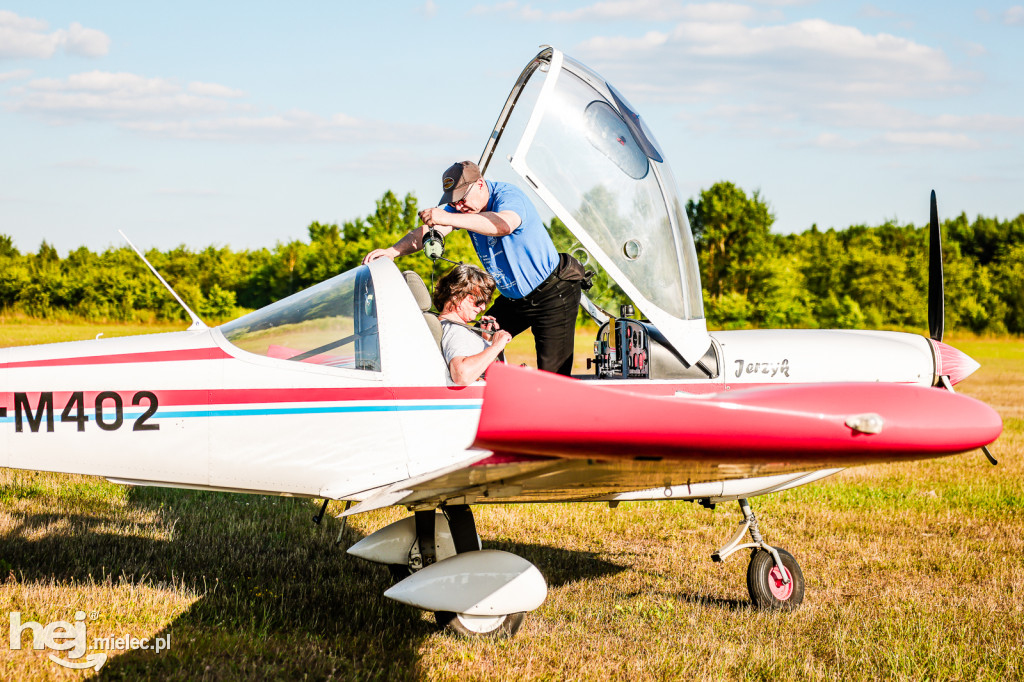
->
[479,48,711,364]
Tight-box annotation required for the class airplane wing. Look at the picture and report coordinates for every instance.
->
[344,363,1002,514]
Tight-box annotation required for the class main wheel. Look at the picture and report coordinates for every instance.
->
[435,611,525,638]
[387,564,412,583]
[746,548,805,611]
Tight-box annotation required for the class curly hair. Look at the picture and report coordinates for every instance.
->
[432,264,495,312]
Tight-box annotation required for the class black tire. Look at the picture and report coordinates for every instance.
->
[387,564,412,584]
[746,547,805,611]
[435,611,525,638]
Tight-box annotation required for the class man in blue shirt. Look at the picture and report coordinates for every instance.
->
[363,161,585,375]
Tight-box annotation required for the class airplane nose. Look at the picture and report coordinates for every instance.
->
[929,339,981,386]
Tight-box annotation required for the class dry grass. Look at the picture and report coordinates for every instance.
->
[1,324,1022,680]
[0,316,185,347]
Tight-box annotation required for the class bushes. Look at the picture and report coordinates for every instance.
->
[2,187,1022,334]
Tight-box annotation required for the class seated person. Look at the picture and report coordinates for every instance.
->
[433,264,512,385]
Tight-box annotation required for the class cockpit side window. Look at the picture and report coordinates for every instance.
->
[584,100,649,180]
[219,266,381,371]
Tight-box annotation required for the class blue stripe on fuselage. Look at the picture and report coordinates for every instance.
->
[0,403,481,423]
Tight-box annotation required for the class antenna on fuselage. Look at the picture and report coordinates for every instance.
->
[118,230,207,330]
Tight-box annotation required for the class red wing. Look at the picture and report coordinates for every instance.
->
[344,364,1001,514]
[474,363,1002,464]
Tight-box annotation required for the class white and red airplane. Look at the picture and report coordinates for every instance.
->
[0,48,1002,637]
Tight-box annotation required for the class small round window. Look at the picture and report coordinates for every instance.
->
[584,101,649,180]
[622,239,642,260]
[570,244,591,266]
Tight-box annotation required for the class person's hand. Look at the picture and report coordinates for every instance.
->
[362,247,398,265]
[419,207,447,227]
[491,329,512,351]
[478,315,499,340]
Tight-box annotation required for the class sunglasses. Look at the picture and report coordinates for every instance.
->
[448,180,477,209]
[463,293,489,308]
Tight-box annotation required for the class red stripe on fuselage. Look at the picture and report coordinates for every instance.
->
[0,385,489,409]
[3,347,232,369]
[0,382,773,410]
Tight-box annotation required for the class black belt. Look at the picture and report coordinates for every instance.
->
[522,266,560,302]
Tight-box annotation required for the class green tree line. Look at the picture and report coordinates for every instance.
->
[1,184,1021,334]
[687,182,1024,334]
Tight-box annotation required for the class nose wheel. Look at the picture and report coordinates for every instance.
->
[712,498,805,610]
[406,505,532,638]
[747,547,804,610]
[435,611,525,637]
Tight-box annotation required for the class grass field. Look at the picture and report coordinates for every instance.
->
[1,321,1022,680]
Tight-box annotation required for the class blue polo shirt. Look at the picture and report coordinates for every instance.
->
[446,180,559,299]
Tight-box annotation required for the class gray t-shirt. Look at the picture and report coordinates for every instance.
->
[441,320,490,383]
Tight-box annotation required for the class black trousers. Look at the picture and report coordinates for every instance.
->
[486,274,582,376]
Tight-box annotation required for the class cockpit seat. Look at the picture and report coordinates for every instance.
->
[403,270,442,351]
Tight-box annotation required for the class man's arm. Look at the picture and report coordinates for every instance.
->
[362,224,454,264]
[420,207,521,237]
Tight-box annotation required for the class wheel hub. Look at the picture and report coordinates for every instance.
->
[768,565,793,601]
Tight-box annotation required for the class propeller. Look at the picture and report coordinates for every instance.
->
[928,192,998,466]
[928,190,944,342]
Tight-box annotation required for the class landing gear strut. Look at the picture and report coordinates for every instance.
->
[413,505,526,637]
[712,498,805,610]
[348,507,546,638]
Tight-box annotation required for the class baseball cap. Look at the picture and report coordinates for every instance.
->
[438,161,482,206]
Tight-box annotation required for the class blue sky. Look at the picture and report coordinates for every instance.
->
[1,1,1022,253]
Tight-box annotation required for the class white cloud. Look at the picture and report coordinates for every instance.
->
[469,1,517,15]
[9,71,243,119]
[0,10,47,31]
[812,132,860,149]
[121,110,466,145]
[550,1,756,23]
[571,15,998,155]
[577,17,972,100]
[0,11,110,59]
[188,81,245,98]
[322,148,455,175]
[810,130,980,151]
[882,131,979,150]
[63,22,112,57]
[0,68,32,82]
[6,67,466,146]
[471,1,760,22]
[583,31,670,51]
[52,158,139,173]
[858,4,896,19]
[815,102,1023,137]
[421,0,438,18]
[962,41,987,57]
[931,113,1024,133]
[856,4,913,30]
[0,11,59,59]
[1004,6,1024,25]
[154,188,222,198]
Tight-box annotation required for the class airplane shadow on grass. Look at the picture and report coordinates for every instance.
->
[0,485,626,680]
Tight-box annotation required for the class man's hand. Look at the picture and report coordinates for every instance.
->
[418,207,449,228]
[420,206,518,237]
[362,247,399,265]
